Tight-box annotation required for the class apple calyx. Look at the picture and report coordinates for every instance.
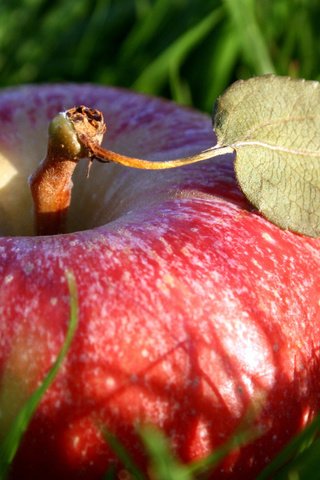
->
[29,105,233,236]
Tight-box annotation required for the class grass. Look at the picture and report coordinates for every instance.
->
[0,0,320,112]
[256,414,320,480]
[0,271,79,480]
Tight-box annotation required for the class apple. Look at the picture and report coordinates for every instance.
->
[0,84,320,480]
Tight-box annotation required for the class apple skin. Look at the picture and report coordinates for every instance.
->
[0,85,320,479]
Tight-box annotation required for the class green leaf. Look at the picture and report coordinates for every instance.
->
[0,271,78,478]
[213,75,320,237]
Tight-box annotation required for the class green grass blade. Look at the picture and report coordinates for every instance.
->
[134,0,152,19]
[102,464,117,480]
[102,429,146,480]
[0,271,78,478]
[278,437,320,480]
[73,0,111,76]
[223,0,275,74]
[204,22,240,110]
[187,425,259,476]
[140,425,194,480]
[120,0,172,60]
[132,7,224,97]
[101,399,262,479]
[257,412,320,480]
[169,63,192,106]
[140,421,259,480]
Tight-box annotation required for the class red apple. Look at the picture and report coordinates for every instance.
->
[0,84,320,479]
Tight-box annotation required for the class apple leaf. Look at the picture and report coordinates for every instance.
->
[213,75,320,237]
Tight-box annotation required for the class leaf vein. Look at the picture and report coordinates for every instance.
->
[233,140,320,158]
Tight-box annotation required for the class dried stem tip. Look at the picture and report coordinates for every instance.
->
[29,106,106,236]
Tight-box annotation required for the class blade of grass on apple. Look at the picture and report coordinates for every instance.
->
[0,271,78,479]
[140,425,194,480]
[257,411,320,480]
[102,429,146,480]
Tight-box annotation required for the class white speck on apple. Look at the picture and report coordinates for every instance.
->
[262,232,277,244]
[4,274,13,284]
[72,435,80,449]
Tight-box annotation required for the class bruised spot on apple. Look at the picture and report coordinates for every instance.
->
[0,85,320,479]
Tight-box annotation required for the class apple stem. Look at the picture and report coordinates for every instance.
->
[29,104,233,236]
[81,139,234,170]
[29,106,106,236]
[29,152,77,236]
